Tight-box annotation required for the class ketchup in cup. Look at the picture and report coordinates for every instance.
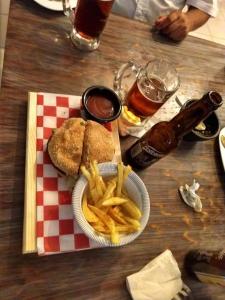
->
[87,95,115,119]
[82,86,122,124]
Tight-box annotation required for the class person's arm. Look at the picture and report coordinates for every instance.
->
[185,6,210,30]
[154,6,210,41]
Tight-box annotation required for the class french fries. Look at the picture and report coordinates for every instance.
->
[122,199,142,220]
[82,193,98,223]
[101,197,128,206]
[116,162,124,197]
[81,161,142,244]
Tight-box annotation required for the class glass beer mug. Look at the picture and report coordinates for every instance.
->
[62,0,115,51]
[114,59,180,117]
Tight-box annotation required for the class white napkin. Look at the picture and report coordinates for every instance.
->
[126,250,183,300]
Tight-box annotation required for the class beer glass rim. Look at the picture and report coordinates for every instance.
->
[144,58,180,93]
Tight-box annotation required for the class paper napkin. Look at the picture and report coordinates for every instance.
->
[126,250,183,300]
[35,92,119,255]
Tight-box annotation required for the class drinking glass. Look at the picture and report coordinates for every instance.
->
[114,59,180,117]
[62,0,115,51]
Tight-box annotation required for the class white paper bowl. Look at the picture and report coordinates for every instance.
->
[72,162,150,247]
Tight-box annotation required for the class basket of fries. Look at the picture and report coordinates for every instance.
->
[72,161,150,247]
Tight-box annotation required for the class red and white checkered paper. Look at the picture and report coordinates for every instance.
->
[36,92,111,255]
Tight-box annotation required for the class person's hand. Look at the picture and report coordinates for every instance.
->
[154,10,192,41]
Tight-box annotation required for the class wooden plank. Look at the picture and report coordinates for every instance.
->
[23,92,37,254]
[112,120,122,163]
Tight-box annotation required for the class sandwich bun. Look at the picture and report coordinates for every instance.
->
[48,118,86,176]
[48,118,115,176]
[81,120,115,168]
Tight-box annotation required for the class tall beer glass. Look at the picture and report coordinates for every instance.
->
[63,0,114,51]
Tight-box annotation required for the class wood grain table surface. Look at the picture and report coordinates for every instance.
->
[0,0,225,299]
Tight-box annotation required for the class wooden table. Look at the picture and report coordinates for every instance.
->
[1,0,225,299]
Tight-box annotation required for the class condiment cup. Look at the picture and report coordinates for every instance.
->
[181,100,220,141]
[81,85,122,124]
[72,162,150,247]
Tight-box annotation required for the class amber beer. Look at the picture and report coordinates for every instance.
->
[74,0,114,39]
[126,77,167,117]
[126,91,223,169]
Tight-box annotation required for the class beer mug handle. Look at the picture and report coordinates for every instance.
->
[62,0,74,24]
[113,61,141,104]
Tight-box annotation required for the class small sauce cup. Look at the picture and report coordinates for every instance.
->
[81,86,122,124]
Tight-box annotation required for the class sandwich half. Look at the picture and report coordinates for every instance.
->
[48,118,86,176]
[48,118,115,176]
[81,120,115,168]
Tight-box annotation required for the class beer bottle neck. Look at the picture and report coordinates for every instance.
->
[170,91,222,138]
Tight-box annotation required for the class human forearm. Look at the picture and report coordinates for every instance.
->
[186,6,210,31]
[154,7,211,41]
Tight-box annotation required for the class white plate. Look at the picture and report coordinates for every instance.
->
[33,0,77,11]
[72,162,150,247]
[219,127,225,170]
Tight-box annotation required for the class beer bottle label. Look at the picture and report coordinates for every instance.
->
[130,142,164,167]
[142,144,164,158]
[194,271,225,286]
[130,142,143,158]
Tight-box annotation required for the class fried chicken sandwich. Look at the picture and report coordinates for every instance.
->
[47,118,115,176]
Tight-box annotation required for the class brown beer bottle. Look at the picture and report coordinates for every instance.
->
[184,249,225,286]
[125,91,223,169]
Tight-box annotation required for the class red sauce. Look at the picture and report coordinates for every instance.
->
[87,95,114,119]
